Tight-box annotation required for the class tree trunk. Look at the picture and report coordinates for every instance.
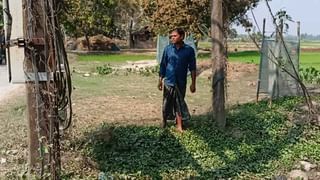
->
[211,0,226,129]
[128,19,134,48]
[85,34,90,51]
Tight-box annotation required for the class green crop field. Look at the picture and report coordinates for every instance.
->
[199,40,320,51]
[198,51,320,70]
[227,51,320,70]
[77,49,320,70]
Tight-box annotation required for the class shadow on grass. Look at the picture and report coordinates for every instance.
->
[82,125,203,179]
[188,98,305,178]
[80,98,305,179]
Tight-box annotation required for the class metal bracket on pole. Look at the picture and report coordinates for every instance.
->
[5,37,25,48]
[25,72,54,82]
[6,37,45,48]
[27,38,45,46]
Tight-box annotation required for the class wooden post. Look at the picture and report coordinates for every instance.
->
[296,21,301,95]
[23,0,49,176]
[297,21,301,70]
[22,1,63,178]
[211,0,226,129]
[256,18,266,102]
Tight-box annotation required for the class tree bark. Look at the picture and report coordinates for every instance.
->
[211,0,226,129]
[23,0,48,175]
[85,34,91,51]
[23,0,60,178]
[128,19,134,48]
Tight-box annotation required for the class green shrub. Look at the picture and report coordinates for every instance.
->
[299,67,320,84]
[128,65,160,76]
[96,64,113,75]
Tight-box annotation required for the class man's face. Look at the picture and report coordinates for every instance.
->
[170,31,184,44]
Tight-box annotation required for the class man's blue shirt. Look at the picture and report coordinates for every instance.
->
[159,43,196,89]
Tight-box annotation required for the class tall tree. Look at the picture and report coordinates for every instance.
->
[142,0,259,38]
[111,0,145,43]
[61,0,117,49]
[61,0,146,41]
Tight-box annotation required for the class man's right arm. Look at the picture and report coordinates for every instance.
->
[158,48,167,91]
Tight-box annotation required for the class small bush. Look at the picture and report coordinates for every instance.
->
[96,64,113,75]
[299,67,320,84]
[125,65,159,77]
[141,65,159,76]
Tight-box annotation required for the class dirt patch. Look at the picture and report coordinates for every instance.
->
[69,61,260,134]
[197,60,258,82]
[301,48,320,52]
[0,84,25,105]
[72,96,162,130]
[119,60,158,70]
[0,95,27,177]
[197,60,259,104]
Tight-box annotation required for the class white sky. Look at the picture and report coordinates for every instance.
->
[234,0,320,35]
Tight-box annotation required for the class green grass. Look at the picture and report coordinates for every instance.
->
[77,49,320,70]
[226,51,320,70]
[78,53,155,62]
[300,52,320,69]
[198,50,320,74]
[228,51,260,64]
[81,97,320,179]
[198,51,261,63]
[199,41,320,50]
[68,54,320,178]
[3,54,320,178]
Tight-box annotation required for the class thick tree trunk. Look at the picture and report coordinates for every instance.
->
[128,19,134,48]
[211,0,226,129]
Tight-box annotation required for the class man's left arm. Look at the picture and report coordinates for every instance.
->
[189,49,197,93]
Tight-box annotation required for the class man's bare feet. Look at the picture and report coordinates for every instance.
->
[176,114,183,133]
[161,119,167,128]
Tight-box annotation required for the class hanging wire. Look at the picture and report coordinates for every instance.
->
[250,8,261,33]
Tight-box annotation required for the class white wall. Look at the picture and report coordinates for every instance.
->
[4,0,25,83]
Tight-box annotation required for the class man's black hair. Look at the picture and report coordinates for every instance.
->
[171,28,185,38]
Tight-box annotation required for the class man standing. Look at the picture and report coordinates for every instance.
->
[158,28,197,132]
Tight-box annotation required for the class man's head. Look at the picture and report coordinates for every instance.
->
[170,28,185,45]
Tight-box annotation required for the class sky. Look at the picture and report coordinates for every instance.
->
[234,0,320,35]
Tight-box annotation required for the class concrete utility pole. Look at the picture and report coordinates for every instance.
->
[211,0,226,129]
[23,0,51,176]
